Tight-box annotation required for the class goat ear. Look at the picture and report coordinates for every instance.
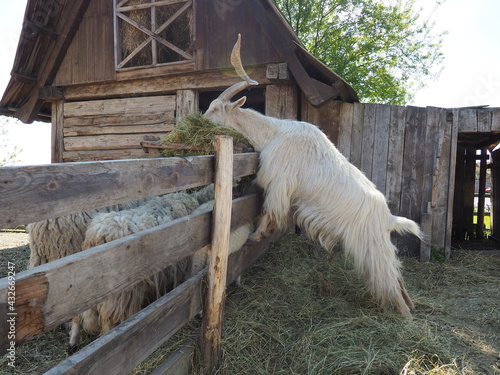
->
[230,96,246,109]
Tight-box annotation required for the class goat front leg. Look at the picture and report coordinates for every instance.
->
[248,209,277,243]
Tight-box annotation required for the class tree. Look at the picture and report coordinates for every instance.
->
[0,116,22,166]
[274,0,445,105]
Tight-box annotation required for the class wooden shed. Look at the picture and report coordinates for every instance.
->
[2,0,500,258]
[0,0,357,163]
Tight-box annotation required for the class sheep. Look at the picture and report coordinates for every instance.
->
[204,34,423,319]
[26,199,148,268]
[67,188,211,348]
[68,184,252,349]
[27,184,215,268]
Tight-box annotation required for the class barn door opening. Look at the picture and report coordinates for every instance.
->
[452,132,500,246]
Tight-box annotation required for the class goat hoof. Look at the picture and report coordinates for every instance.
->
[247,232,262,243]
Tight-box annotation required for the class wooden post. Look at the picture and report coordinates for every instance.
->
[51,100,64,163]
[201,135,233,374]
[476,148,487,239]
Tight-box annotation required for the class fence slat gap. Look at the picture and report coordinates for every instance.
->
[201,135,233,374]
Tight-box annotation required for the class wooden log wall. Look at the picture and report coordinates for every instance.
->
[54,95,177,162]
[302,96,500,258]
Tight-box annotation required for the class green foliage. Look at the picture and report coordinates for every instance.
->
[274,0,445,105]
[0,116,22,166]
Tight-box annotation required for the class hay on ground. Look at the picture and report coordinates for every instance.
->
[1,232,499,374]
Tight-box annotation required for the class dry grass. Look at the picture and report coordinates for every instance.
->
[1,232,499,374]
[160,112,249,157]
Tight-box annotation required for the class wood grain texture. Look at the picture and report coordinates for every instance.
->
[0,153,259,228]
[201,136,233,373]
[0,193,262,351]
[45,271,205,375]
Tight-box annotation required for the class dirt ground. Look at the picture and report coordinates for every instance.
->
[0,232,30,278]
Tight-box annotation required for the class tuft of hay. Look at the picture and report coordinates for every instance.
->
[160,112,250,157]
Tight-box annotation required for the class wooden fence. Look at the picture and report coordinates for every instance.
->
[302,99,500,259]
[0,149,278,374]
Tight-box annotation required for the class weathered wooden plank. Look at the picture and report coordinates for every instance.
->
[64,124,174,137]
[45,270,205,375]
[149,340,194,375]
[429,107,452,250]
[62,149,157,162]
[63,113,175,127]
[0,153,259,228]
[300,94,319,125]
[349,102,365,168]
[421,107,438,215]
[372,104,391,194]
[323,100,341,145]
[420,210,432,262]
[176,89,199,119]
[64,133,171,151]
[76,67,270,100]
[0,193,262,350]
[116,60,196,81]
[51,101,64,164]
[492,109,500,131]
[300,98,341,144]
[42,221,278,375]
[64,96,176,118]
[360,103,377,180]
[399,106,426,255]
[386,105,406,214]
[337,102,354,159]
[201,136,233,373]
[53,0,115,86]
[265,84,298,120]
[457,108,478,132]
[477,109,492,132]
[445,110,460,258]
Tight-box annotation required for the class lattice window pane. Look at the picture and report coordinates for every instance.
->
[115,0,193,69]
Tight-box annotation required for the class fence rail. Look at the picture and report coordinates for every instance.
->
[0,151,272,374]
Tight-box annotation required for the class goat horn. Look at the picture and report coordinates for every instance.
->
[220,34,259,101]
[231,34,259,86]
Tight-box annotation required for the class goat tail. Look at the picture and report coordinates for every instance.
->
[391,215,424,240]
[342,223,414,319]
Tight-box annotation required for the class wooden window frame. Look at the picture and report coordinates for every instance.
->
[114,0,193,71]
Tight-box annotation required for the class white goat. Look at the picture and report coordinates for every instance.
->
[204,34,423,318]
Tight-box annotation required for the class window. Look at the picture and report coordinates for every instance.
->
[115,0,193,69]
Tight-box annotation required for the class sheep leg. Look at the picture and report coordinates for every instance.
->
[68,316,81,352]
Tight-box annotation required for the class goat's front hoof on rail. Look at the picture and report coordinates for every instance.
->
[247,231,264,243]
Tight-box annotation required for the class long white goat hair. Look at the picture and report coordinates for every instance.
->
[204,34,423,318]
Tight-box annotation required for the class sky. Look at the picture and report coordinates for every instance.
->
[0,0,499,166]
